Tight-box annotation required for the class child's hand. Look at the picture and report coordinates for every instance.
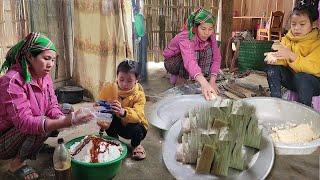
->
[111,100,125,117]
[275,47,297,62]
[264,52,279,64]
[271,42,284,51]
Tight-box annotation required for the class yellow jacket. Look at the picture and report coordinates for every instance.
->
[99,82,148,130]
[276,28,320,77]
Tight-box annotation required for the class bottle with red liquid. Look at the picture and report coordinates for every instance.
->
[53,138,71,180]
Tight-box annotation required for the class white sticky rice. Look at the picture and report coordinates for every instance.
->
[69,136,122,163]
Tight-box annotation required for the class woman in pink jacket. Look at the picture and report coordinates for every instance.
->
[0,32,93,179]
[163,8,221,100]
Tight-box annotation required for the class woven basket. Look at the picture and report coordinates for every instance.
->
[238,40,273,72]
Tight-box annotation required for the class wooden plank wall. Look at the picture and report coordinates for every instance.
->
[221,0,233,68]
[0,0,71,88]
[233,0,295,31]
[0,0,72,87]
[0,0,28,73]
[144,0,219,62]
[28,0,71,85]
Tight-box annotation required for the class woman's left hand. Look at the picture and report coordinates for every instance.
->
[201,82,216,101]
[209,76,220,94]
[111,100,125,117]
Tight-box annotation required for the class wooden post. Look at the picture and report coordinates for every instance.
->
[62,0,72,78]
[21,0,28,36]
[292,0,296,9]
[240,0,244,16]
[220,0,233,68]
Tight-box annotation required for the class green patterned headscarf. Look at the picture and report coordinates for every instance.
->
[0,32,56,82]
[187,8,216,40]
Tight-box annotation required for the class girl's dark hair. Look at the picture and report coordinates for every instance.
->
[292,0,319,22]
[117,59,140,78]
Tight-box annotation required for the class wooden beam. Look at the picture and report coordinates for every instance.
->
[220,0,233,68]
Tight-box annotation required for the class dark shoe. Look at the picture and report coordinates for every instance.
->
[7,165,39,180]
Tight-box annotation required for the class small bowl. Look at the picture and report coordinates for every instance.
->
[95,112,113,130]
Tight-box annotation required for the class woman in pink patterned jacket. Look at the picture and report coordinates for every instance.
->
[163,8,221,100]
[0,32,93,179]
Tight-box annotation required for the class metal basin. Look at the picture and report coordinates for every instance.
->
[163,120,274,180]
[242,97,320,155]
[149,94,206,130]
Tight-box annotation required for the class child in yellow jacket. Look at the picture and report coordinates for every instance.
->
[99,60,148,160]
[265,1,320,107]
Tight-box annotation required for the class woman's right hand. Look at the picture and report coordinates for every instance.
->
[70,108,95,126]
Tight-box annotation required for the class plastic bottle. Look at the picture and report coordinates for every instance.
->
[53,138,71,180]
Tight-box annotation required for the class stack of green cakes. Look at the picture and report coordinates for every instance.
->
[176,98,262,176]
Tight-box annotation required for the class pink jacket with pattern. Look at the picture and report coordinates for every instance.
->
[0,65,63,135]
[163,30,221,79]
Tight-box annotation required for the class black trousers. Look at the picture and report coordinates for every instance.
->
[266,65,320,106]
[106,116,147,148]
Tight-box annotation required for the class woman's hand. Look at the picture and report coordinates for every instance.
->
[111,100,125,117]
[201,82,216,100]
[70,108,95,126]
[44,108,94,132]
[195,74,217,101]
[209,76,220,94]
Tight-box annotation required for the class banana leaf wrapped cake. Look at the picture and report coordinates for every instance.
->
[176,97,262,176]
